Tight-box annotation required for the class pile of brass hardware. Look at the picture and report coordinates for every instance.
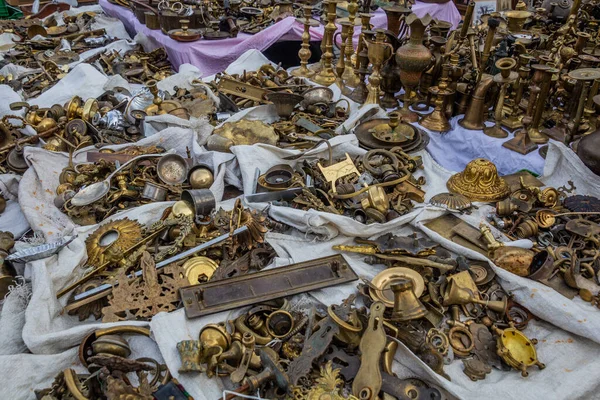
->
[486,176,600,304]
[177,241,545,398]
[0,12,177,99]
[95,47,175,84]
[177,296,445,399]
[36,325,192,400]
[334,233,545,379]
[211,64,310,110]
[61,197,282,322]
[121,0,300,41]
[55,146,216,225]
[249,147,426,223]
[207,87,351,151]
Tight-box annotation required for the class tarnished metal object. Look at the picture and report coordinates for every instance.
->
[180,255,358,318]
[493,324,545,377]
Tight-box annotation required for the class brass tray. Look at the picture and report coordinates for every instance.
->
[354,118,429,153]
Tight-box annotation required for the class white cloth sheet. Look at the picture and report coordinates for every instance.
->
[1,9,600,400]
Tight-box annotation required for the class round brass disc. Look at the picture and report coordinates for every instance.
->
[182,256,219,284]
[27,24,48,39]
[369,122,416,144]
[370,267,425,307]
[568,68,600,81]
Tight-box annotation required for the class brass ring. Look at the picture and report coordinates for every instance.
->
[448,326,474,357]
[266,310,295,339]
[327,305,363,332]
[79,326,150,367]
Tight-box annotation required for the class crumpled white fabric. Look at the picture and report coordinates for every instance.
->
[0,202,168,399]
[18,125,233,241]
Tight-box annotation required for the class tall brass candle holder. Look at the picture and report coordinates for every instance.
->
[502,54,534,130]
[565,69,600,143]
[527,64,557,143]
[349,32,373,104]
[483,57,518,138]
[420,64,455,132]
[364,29,393,105]
[335,21,353,88]
[352,13,374,83]
[341,0,359,87]
[314,1,339,86]
[503,87,538,154]
[291,6,317,78]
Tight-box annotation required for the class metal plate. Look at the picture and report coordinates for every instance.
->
[423,214,488,256]
[180,255,358,318]
[355,119,429,153]
[217,77,269,103]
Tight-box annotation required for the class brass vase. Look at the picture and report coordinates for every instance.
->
[395,13,433,122]
[364,29,394,106]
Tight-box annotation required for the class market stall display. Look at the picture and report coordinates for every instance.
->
[0,0,600,399]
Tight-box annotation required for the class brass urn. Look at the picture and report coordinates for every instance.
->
[395,13,433,122]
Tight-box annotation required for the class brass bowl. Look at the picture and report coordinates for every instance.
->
[300,87,334,107]
[265,92,304,118]
[157,154,189,185]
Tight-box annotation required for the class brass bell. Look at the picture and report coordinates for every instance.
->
[443,280,507,315]
[390,279,427,322]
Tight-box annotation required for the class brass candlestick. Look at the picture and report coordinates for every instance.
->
[527,64,556,143]
[502,54,534,130]
[341,0,359,87]
[483,57,518,138]
[353,13,374,76]
[420,64,454,132]
[349,33,372,104]
[335,21,353,87]
[565,69,600,142]
[503,94,538,155]
[314,1,339,86]
[291,6,316,78]
[364,29,393,105]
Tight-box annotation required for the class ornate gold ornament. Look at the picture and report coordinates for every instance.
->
[292,361,359,400]
[85,218,143,267]
[447,158,510,202]
[102,251,190,322]
[209,120,278,152]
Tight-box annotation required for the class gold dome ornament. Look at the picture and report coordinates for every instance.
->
[85,219,143,267]
[447,158,510,202]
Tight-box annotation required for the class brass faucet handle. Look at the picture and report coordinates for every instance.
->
[479,223,504,249]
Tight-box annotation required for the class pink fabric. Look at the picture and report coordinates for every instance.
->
[100,0,461,75]
[100,0,324,75]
